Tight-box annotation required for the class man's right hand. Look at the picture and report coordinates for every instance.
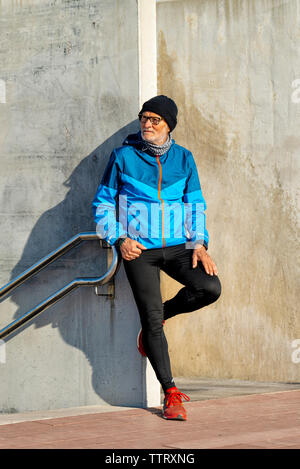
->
[119,238,147,261]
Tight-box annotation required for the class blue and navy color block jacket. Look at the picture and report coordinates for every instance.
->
[92,132,209,250]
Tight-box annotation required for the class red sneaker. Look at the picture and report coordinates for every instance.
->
[137,321,165,357]
[137,328,147,357]
[163,387,190,421]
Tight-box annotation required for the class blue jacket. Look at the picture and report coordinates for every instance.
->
[92,132,209,250]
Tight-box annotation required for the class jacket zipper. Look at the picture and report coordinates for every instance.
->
[156,155,165,247]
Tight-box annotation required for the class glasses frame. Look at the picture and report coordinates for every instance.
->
[138,114,164,126]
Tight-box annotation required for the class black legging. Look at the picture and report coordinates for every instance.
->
[123,243,221,392]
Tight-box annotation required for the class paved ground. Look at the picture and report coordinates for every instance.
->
[175,376,300,401]
[0,378,300,450]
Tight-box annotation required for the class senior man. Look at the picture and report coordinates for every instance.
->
[92,95,221,420]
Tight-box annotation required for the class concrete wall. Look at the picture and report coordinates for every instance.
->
[0,0,159,413]
[1,0,299,414]
[157,0,300,381]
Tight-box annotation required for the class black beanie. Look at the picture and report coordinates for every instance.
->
[139,95,178,131]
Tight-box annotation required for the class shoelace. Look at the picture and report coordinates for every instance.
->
[165,391,190,407]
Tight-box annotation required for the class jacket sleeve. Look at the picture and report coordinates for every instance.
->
[183,152,209,249]
[92,150,127,246]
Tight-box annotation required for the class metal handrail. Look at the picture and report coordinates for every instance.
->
[0,232,120,340]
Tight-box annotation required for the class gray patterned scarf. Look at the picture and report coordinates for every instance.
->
[141,133,173,156]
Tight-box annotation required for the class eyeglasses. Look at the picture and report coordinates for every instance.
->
[138,114,164,126]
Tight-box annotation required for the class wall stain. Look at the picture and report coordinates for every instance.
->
[157,25,300,382]
[158,31,230,170]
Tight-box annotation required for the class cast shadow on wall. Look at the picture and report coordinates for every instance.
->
[5,119,145,408]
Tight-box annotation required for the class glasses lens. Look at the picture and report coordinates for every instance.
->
[138,115,162,125]
[151,117,161,125]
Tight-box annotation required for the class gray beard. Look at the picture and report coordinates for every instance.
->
[141,133,173,156]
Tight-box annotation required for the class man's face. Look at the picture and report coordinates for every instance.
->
[140,111,170,146]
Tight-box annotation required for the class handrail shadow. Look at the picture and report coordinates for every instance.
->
[0,120,145,408]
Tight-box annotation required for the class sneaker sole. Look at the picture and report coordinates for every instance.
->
[162,414,186,421]
[162,409,186,421]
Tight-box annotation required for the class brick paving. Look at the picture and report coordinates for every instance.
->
[0,390,299,449]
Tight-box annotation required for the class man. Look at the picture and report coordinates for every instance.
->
[92,95,221,420]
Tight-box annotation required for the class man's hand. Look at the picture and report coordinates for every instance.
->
[120,238,147,261]
[192,245,218,276]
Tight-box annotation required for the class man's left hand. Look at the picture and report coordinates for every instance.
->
[192,245,218,276]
